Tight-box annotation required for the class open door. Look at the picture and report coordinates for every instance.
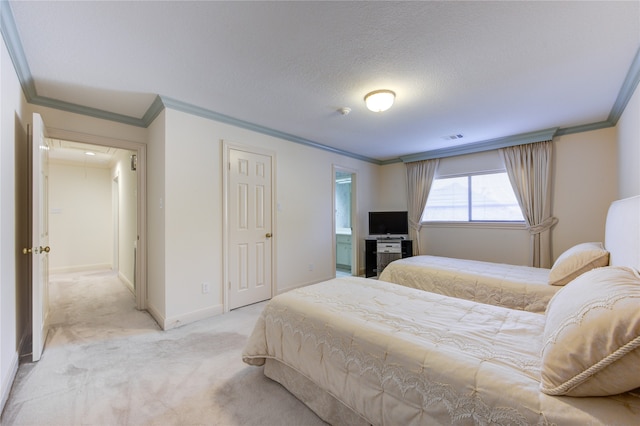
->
[29,113,50,361]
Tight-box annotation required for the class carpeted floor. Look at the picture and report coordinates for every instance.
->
[1,270,326,425]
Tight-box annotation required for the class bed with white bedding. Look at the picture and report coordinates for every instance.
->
[378,255,555,312]
[378,196,638,313]
[243,275,640,425]
[242,196,640,425]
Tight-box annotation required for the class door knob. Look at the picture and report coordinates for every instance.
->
[265,233,272,238]
[22,246,50,254]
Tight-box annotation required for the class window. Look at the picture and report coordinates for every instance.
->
[422,172,524,222]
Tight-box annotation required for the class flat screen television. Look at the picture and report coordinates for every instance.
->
[368,211,409,236]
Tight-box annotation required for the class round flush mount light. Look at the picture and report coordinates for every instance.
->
[364,89,395,112]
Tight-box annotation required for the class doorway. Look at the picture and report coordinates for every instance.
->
[48,140,138,291]
[333,166,357,277]
[44,130,147,311]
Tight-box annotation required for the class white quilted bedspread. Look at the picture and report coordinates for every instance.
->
[243,277,640,425]
[379,255,558,313]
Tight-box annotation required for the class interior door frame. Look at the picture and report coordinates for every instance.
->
[222,140,277,313]
[112,175,120,275]
[332,164,358,277]
[45,127,148,310]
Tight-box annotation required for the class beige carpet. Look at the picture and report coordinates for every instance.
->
[1,270,326,426]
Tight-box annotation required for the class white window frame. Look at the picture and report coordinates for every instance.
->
[421,170,526,229]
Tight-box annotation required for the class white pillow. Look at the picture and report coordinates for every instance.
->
[548,242,609,286]
[541,266,640,396]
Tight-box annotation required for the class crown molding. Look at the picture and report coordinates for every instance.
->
[1,0,35,99]
[30,94,147,127]
[400,128,559,163]
[2,0,639,165]
[158,96,381,164]
[141,95,165,125]
[1,0,148,127]
[554,120,614,137]
[608,46,640,124]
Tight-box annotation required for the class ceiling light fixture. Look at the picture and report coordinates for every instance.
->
[364,89,395,112]
[85,152,96,156]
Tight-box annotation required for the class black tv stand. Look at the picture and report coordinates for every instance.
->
[365,239,412,278]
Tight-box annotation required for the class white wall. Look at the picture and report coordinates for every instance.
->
[0,30,28,413]
[375,162,406,210]
[48,162,113,272]
[617,83,640,198]
[148,108,380,328]
[146,110,166,321]
[48,152,137,280]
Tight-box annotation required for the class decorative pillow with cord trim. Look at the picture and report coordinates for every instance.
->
[541,266,640,396]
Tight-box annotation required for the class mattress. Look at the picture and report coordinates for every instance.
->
[378,255,558,313]
[243,276,640,425]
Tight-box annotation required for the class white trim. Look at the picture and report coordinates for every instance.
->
[162,305,224,331]
[112,174,119,277]
[145,301,165,330]
[332,165,359,277]
[422,221,527,230]
[49,263,113,274]
[118,270,134,293]
[0,352,19,414]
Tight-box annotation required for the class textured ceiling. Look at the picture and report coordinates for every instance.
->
[7,1,640,162]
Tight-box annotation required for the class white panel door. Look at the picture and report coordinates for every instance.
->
[228,148,273,310]
[31,113,50,361]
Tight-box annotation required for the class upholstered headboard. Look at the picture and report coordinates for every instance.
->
[604,195,640,271]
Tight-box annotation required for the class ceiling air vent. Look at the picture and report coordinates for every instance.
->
[442,134,464,140]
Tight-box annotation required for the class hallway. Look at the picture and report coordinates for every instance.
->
[46,270,156,337]
[1,270,324,425]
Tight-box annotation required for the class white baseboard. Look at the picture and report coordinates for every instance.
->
[1,352,19,415]
[145,301,165,330]
[118,271,134,293]
[162,304,224,330]
[49,263,112,274]
[17,327,30,358]
[145,301,224,331]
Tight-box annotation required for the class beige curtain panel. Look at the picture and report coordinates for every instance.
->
[500,140,557,268]
[405,158,439,255]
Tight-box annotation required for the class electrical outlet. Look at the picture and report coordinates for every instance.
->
[202,282,210,294]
